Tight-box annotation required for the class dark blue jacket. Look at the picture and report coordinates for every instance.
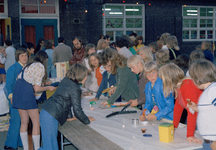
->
[95,71,116,99]
[143,77,174,121]
[204,49,213,62]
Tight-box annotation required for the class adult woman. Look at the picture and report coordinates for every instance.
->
[99,48,139,106]
[39,64,95,150]
[12,51,56,150]
[166,35,181,60]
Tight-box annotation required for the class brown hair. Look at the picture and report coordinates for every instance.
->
[134,35,143,47]
[189,59,216,85]
[155,49,170,67]
[96,39,106,51]
[15,47,28,62]
[88,53,101,71]
[160,33,170,45]
[189,50,205,65]
[166,36,180,51]
[148,42,159,53]
[159,63,184,98]
[139,46,153,63]
[100,48,127,75]
[201,41,212,50]
[84,43,95,58]
[143,61,159,74]
[66,63,88,82]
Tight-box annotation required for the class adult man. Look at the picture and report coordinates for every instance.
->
[4,39,15,72]
[69,37,85,65]
[115,37,133,59]
[53,37,72,64]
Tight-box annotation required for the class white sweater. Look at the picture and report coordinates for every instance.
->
[197,82,216,141]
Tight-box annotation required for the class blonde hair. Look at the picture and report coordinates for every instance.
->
[159,63,184,98]
[127,55,144,68]
[155,49,170,67]
[96,39,106,51]
[189,50,205,65]
[139,46,153,62]
[160,33,170,45]
[189,59,216,85]
[166,36,180,51]
[66,63,88,82]
[202,41,212,50]
[143,61,159,74]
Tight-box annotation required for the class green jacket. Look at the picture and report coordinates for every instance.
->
[107,65,139,104]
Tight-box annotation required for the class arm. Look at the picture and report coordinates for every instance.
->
[52,49,57,64]
[173,99,184,128]
[95,72,107,99]
[71,88,90,124]
[107,67,129,104]
[4,66,17,98]
[69,54,77,65]
[142,83,153,115]
[33,85,56,92]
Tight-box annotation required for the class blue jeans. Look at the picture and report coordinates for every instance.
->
[39,109,59,150]
[203,142,213,150]
[4,99,22,148]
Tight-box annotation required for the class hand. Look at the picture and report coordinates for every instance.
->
[67,117,77,121]
[46,81,52,85]
[211,141,216,150]
[187,136,202,144]
[48,86,57,91]
[129,99,138,107]
[108,87,117,95]
[139,115,146,121]
[146,114,157,120]
[187,102,199,112]
[88,116,95,122]
[89,98,97,102]
[99,101,108,106]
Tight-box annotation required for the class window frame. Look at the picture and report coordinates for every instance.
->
[102,3,145,42]
[0,0,8,18]
[182,5,215,41]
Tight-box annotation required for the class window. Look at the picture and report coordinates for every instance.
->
[21,0,56,14]
[182,6,216,41]
[103,4,144,42]
[0,0,8,17]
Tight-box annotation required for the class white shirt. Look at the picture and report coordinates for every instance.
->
[161,45,168,50]
[0,52,6,64]
[5,46,15,72]
[197,82,216,141]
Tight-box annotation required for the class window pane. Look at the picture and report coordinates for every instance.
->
[21,0,37,4]
[200,19,206,27]
[191,30,197,39]
[183,7,198,16]
[200,30,206,39]
[200,19,213,28]
[126,6,142,16]
[39,0,55,5]
[0,0,4,4]
[126,31,142,36]
[207,8,213,16]
[106,31,114,41]
[183,19,189,27]
[207,30,213,39]
[21,5,38,13]
[191,19,197,27]
[183,30,189,39]
[126,18,142,28]
[106,18,123,28]
[200,8,206,16]
[104,5,124,16]
[116,31,123,40]
[0,5,4,13]
[207,19,213,27]
[39,6,55,13]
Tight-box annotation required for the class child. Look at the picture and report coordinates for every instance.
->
[133,35,145,54]
[39,64,95,150]
[0,46,6,85]
[138,46,154,63]
[96,39,106,54]
[160,32,170,50]
[99,48,139,106]
[201,41,213,62]
[155,49,170,67]
[12,51,56,150]
[3,47,28,150]
[172,54,189,75]
[83,43,96,72]
[89,53,104,87]
[139,61,174,121]
[188,59,216,149]
[159,63,202,144]
[127,55,149,107]
[166,35,181,60]
[148,42,158,60]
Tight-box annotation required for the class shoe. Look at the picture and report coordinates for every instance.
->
[4,146,18,150]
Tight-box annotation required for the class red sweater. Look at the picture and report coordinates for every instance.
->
[95,67,103,87]
[173,79,202,138]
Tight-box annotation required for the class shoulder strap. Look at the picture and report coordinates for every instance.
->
[170,48,176,59]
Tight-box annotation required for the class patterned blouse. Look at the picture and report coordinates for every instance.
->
[17,62,45,86]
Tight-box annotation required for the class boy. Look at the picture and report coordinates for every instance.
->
[139,61,174,121]
[127,55,148,107]
[148,42,158,61]
[188,59,216,150]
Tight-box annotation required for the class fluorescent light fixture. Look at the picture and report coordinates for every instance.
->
[187,13,197,16]
[102,8,111,11]
[109,12,123,14]
[187,10,197,12]
[208,11,213,13]
[125,9,139,11]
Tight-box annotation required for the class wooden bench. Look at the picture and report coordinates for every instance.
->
[58,120,123,150]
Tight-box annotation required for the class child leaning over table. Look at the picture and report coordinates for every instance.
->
[39,64,95,150]
[127,55,149,107]
[139,61,174,121]
[188,59,216,150]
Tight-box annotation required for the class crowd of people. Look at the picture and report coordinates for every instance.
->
[1,32,216,150]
